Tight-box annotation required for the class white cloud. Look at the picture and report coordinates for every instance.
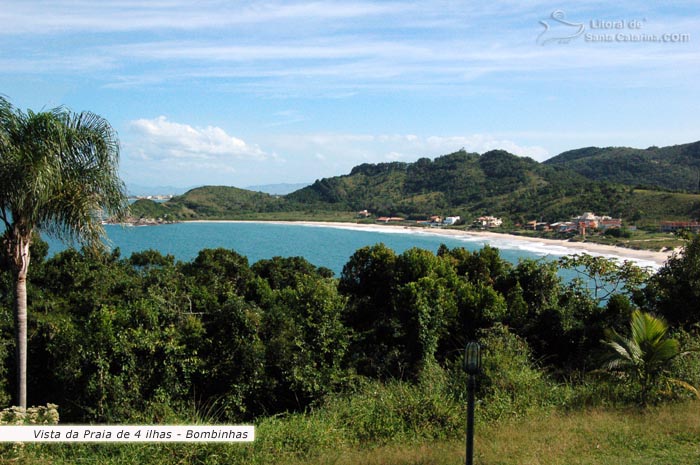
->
[2,1,698,95]
[128,116,266,161]
[422,135,549,160]
[0,1,405,34]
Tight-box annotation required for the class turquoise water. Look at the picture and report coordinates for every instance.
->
[43,222,561,275]
[43,222,650,278]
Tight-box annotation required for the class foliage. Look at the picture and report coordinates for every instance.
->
[0,97,128,408]
[0,403,59,425]
[644,233,700,327]
[601,310,680,405]
[8,402,700,465]
[559,254,651,303]
[0,232,698,430]
[0,233,697,465]
[262,275,349,411]
[545,141,700,192]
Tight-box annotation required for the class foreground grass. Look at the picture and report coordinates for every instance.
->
[6,402,698,465]
[288,402,700,465]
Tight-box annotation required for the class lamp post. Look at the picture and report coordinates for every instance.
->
[464,341,482,465]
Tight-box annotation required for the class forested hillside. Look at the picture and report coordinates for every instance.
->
[129,146,700,225]
[544,141,700,192]
[286,149,619,221]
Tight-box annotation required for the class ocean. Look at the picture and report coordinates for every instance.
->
[43,221,651,277]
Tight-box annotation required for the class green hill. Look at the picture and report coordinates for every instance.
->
[129,148,700,226]
[286,149,630,222]
[129,186,291,220]
[544,141,700,192]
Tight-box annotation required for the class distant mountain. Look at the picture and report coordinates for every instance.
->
[245,183,310,195]
[126,183,193,197]
[544,141,700,192]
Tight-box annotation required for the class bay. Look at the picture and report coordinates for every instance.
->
[43,221,577,276]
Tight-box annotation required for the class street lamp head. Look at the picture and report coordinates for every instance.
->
[464,341,482,375]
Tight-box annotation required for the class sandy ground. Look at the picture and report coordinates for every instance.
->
[187,220,675,268]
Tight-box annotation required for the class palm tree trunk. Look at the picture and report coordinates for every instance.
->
[12,234,30,409]
[15,266,27,409]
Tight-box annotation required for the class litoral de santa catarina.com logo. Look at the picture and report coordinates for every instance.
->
[536,10,690,45]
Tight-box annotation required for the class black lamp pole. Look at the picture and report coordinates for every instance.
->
[466,374,476,465]
[465,341,481,465]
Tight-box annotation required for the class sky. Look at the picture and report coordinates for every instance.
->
[1,1,698,190]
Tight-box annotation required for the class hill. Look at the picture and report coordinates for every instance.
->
[544,141,700,192]
[129,149,700,226]
[286,149,633,222]
[127,185,292,221]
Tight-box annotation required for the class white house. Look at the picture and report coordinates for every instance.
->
[475,216,503,228]
[443,216,461,226]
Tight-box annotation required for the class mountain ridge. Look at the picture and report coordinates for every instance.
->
[128,142,700,226]
[544,141,700,192]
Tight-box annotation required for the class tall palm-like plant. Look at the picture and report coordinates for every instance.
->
[601,310,680,406]
[0,96,128,408]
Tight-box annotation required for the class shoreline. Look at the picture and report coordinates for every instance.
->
[185,220,674,268]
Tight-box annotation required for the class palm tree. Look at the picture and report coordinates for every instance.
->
[601,309,680,406]
[0,96,128,408]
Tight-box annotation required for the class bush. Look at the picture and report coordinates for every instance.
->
[667,329,700,400]
[447,325,565,421]
[322,365,463,444]
[0,403,59,425]
[604,228,632,238]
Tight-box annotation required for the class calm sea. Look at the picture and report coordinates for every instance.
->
[43,222,648,277]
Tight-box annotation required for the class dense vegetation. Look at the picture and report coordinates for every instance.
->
[131,147,700,225]
[544,141,700,192]
[1,236,699,420]
[0,234,699,462]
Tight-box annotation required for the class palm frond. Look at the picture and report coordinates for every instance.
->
[0,99,128,247]
[668,379,700,400]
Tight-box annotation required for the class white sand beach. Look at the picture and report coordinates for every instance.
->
[187,220,675,269]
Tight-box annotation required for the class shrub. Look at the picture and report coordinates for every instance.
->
[322,364,463,444]
[0,403,59,425]
[447,324,564,421]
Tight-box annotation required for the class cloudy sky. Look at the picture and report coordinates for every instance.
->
[1,1,698,189]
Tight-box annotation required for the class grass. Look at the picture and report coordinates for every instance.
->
[285,401,700,465]
[7,401,699,465]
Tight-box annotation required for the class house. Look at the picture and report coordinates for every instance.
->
[376,216,405,223]
[550,221,576,233]
[574,212,622,234]
[598,218,622,230]
[475,216,503,228]
[660,221,700,233]
[443,216,461,226]
[357,209,371,218]
[576,212,599,229]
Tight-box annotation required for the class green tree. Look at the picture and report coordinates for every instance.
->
[0,97,127,408]
[267,275,349,409]
[644,234,700,327]
[601,310,680,406]
[559,253,651,304]
[339,244,398,377]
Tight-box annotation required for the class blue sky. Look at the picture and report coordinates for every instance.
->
[1,1,698,189]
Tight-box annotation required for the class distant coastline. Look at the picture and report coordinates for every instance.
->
[185,219,674,268]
